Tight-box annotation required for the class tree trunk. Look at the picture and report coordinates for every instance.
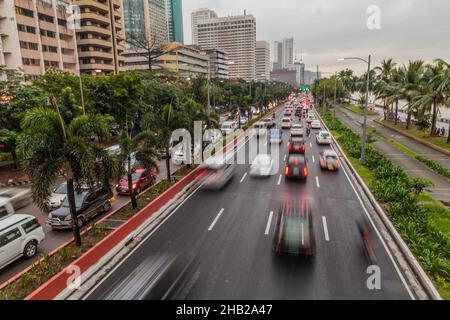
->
[11,151,18,169]
[395,101,399,125]
[383,99,387,121]
[165,147,171,182]
[406,112,411,129]
[148,49,152,71]
[431,99,438,136]
[447,117,450,144]
[67,177,82,246]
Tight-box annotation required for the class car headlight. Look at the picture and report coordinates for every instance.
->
[64,214,72,221]
[48,213,52,219]
[132,184,137,189]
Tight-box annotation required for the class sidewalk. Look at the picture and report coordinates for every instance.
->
[335,106,450,207]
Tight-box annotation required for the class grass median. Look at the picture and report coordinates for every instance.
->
[342,103,379,116]
[318,109,450,299]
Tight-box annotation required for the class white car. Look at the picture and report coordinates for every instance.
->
[49,182,67,209]
[0,214,45,270]
[221,121,237,136]
[0,198,14,218]
[290,124,304,136]
[250,154,274,177]
[0,188,32,210]
[281,117,292,129]
[240,117,248,125]
[311,120,321,129]
[307,114,315,123]
[253,121,268,137]
[316,130,332,145]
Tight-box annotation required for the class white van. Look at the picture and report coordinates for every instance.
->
[0,214,45,269]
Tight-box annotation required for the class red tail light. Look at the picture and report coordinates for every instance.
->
[289,144,293,152]
[302,145,305,153]
[35,218,42,227]
[285,166,290,176]
[303,166,308,177]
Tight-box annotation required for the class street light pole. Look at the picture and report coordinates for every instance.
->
[333,72,337,126]
[207,60,211,113]
[338,55,371,164]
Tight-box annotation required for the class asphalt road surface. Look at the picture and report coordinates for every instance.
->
[85,105,415,300]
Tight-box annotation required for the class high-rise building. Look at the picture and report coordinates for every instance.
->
[190,8,217,45]
[123,0,168,46]
[270,68,296,86]
[288,60,305,85]
[272,41,282,70]
[75,0,125,74]
[282,37,293,68]
[0,0,79,78]
[165,0,183,43]
[255,41,270,80]
[194,11,256,80]
[202,48,229,79]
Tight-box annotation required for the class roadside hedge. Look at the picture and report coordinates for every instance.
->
[318,110,450,292]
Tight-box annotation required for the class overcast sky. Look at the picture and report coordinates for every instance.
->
[182,0,450,75]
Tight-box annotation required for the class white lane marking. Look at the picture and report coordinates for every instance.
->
[208,208,225,231]
[315,176,320,188]
[322,216,330,241]
[284,154,287,161]
[312,155,315,163]
[277,174,282,185]
[310,142,312,148]
[330,143,415,300]
[265,211,274,235]
[264,141,268,146]
[240,172,248,183]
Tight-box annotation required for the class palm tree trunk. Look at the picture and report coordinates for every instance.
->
[165,147,171,182]
[127,156,137,209]
[67,177,82,246]
[447,118,450,144]
[395,101,399,125]
[431,99,438,136]
[406,112,411,129]
[383,99,387,121]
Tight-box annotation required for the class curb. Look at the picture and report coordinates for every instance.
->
[316,111,442,300]
[375,120,450,158]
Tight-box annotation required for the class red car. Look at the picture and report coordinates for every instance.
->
[288,136,306,154]
[116,168,156,195]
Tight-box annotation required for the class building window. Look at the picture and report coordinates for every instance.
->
[15,7,34,18]
[17,24,36,34]
[59,33,67,40]
[38,13,54,23]
[58,19,66,26]
[42,45,58,53]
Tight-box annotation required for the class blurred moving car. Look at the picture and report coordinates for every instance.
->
[273,201,315,256]
[0,198,14,218]
[0,214,45,270]
[319,150,341,171]
[48,184,114,229]
[269,129,283,144]
[253,121,268,137]
[316,130,332,145]
[200,155,235,189]
[281,117,292,129]
[0,188,32,210]
[288,136,306,154]
[311,120,321,129]
[262,117,276,129]
[221,121,237,136]
[250,154,274,177]
[285,154,308,180]
[116,168,156,195]
[290,123,304,136]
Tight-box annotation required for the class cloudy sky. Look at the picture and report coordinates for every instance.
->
[182,0,450,74]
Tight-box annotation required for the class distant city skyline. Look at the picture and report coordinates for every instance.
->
[182,0,450,75]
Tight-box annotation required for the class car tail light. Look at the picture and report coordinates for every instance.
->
[301,145,305,153]
[303,167,308,177]
[289,144,293,152]
[132,184,137,189]
[35,218,42,227]
[285,166,290,176]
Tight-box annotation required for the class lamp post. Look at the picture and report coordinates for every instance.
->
[333,71,337,126]
[338,55,371,165]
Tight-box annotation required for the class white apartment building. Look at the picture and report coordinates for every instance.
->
[282,37,293,68]
[190,8,217,45]
[255,40,269,80]
[195,11,256,81]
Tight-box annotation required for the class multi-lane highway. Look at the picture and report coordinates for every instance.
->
[84,104,415,300]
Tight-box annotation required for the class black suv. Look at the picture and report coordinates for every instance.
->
[48,184,113,229]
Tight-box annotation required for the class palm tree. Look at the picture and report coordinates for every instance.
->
[0,129,19,168]
[411,60,449,136]
[374,59,397,120]
[383,68,404,125]
[399,60,425,129]
[17,108,112,246]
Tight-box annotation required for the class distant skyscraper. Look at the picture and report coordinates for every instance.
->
[124,0,168,46]
[256,41,270,80]
[194,11,256,80]
[282,37,294,68]
[165,0,184,43]
[273,41,283,70]
[191,8,218,45]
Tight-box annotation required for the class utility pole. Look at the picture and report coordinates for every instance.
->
[207,60,211,113]
[360,55,371,165]
[333,72,337,125]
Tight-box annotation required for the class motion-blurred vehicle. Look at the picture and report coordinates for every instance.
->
[116,168,156,195]
[250,154,274,177]
[262,117,276,129]
[0,198,14,218]
[269,129,283,144]
[288,136,306,154]
[48,184,113,229]
[281,117,292,129]
[306,113,315,123]
[319,150,341,171]
[221,121,237,136]
[0,188,32,210]
[316,130,332,145]
[253,121,268,137]
[0,214,45,270]
[356,219,377,264]
[311,120,321,129]
[273,201,315,256]
[285,154,308,180]
[290,124,304,136]
[200,154,235,189]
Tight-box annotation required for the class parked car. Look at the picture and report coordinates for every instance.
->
[49,182,67,209]
[116,168,156,195]
[48,184,114,229]
[0,214,45,270]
